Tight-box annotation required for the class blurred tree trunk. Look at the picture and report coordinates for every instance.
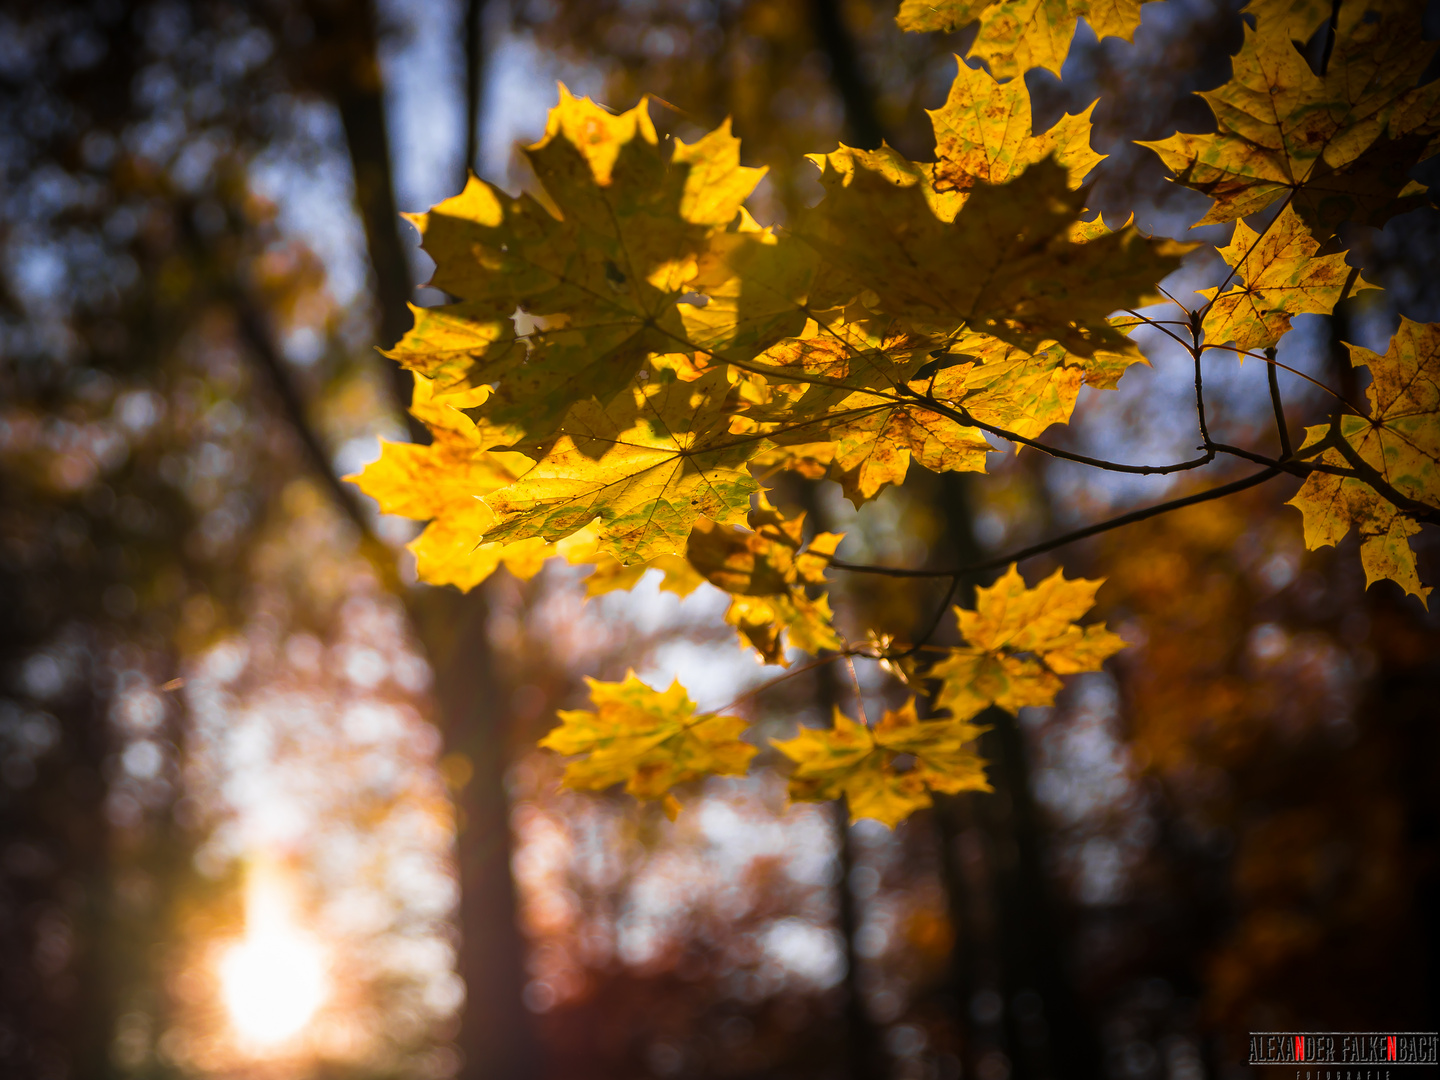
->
[796,480,887,1080]
[295,2,537,1076]
[934,474,1103,1080]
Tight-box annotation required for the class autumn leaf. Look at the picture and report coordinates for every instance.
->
[896,0,1145,78]
[479,368,761,563]
[391,88,797,444]
[930,564,1127,719]
[686,499,844,664]
[738,314,992,503]
[580,552,707,598]
[540,672,756,812]
[928,56,1103,194]
[773,700,991,827]
[1142,1,1440,233]
[802,155,1189,360]
[1288,317,1439,605]
[1200,204,1378,353]
[348,375,549,591]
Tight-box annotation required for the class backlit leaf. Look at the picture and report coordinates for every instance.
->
[773,700,991,827]
[1200,205,1378,353]
[1288,318,1439,605]
[392,89,792,444]
[541,673,756,808]
[1141,1,1440,234]
[480,368,761,563]
[930,563,1127,719]
[896,0,1144,78]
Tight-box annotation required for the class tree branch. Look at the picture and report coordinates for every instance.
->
[828,467,1285,580]
[235,299,404,594]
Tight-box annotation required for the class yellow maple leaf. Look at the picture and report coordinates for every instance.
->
[773,700,991,827]
[738,314,991,503]
[928,57,1103,194]
[802,155,1188,360]
[1200,205,1379,353]
[540,673,756,812]
[347,375,549,591]
[1142,1,1440,232]
[479,368,761,563]
[896,0,1145,79]
[930,564,1127,720]
[391,88,797,444]
[1288,317,1439,606]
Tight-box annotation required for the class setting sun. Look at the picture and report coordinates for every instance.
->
[219,866,329,1049]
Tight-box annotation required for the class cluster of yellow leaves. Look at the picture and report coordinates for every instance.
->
[362,67,1177,584]
[539,673,756,819]
[768,565,1122,825]
[1289,318,1440,607]
[359,0,1437,830]
[546,566,1122,826]
[772,701,991,827]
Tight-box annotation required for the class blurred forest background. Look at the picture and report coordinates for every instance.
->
[1,1,1438,1079]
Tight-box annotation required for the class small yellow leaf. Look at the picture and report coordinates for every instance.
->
[540,672,756,806]
[1200,205,1378,353]
[1287,317,1439,606]
[896,0,1144,79]
[773,700,990,827]
[931,564,1127,719]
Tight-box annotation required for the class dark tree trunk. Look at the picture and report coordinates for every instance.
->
[298,2,538,1076]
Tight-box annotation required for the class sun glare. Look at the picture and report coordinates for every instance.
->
[219,866,329,1049]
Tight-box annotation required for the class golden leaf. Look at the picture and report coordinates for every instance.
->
[480,369,761,563]
[347,375,548,591]
[896,0,1144,78]
[1142,1,1440,234]
[773,700,991,827]
[1200,205,1378,353]
[928,57,1103,193]
[931,564,1127,719]
[1288,318,1439,605]
[392,89,795,444]
[540,673,756,807]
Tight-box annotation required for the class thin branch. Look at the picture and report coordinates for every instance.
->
[1203,341,1364,411]
[1266,346,1293,459]
[913,390,1215,475]
[235,300,404,593]
[1193,339,1213,450]
[892,573,961,660]
[828,467,1285,580]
